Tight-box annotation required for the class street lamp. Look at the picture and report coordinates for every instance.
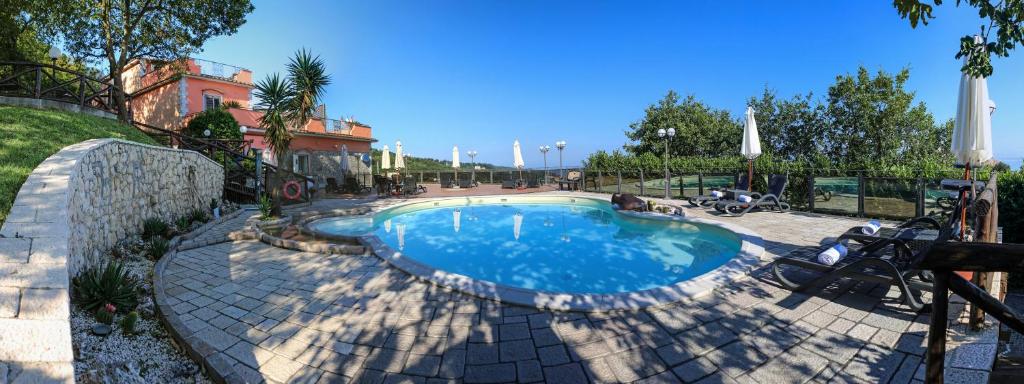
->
[539,145,551,184]
[466,150,478,182]
[47,46,60,83]
[555,140,566,179]
[657,127,676,199]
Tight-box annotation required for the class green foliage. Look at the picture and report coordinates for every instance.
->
[185,108,241,140]
[146,238,169,260]
[175,216,191,233]
[120,311,139,334]
[999,171,1024,244]
[73,262,139,313]
[625,91,742,158]
[893,0,1024,77]
[141,218,169,240]
[190,209,209,224]
[210,198,219,211]
[0,106,157,227]
[258,195,273,220]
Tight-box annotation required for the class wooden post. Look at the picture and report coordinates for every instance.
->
[969,173,1000,329]
[857,171,865,217]
[927,269,950,384]
[34,66,42,98]
[79,77,87,107]
[697,173,704,196]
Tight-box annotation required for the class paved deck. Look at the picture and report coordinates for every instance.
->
[155,192,996,383]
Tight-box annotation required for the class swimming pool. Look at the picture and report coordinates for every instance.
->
[309,196,746,296]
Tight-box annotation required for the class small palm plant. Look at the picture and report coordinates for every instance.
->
[253,49,331,216]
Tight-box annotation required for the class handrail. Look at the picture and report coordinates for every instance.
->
[0,61,128,116]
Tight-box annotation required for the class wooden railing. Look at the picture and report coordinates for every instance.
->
[0,61,127,116]
[134,122,313,204]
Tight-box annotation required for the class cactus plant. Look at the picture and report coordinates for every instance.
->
[95,304,115,325]
[120,311,139,334]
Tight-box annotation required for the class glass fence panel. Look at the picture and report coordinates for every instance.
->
[864,177,917,220]
[813,175,858,216]
[924,179,957,221]
[639,171,669,197]
[599,172,619,194]
[472,171,491,184]
[420,172,438,183]
[784,174,810,211]
[496,171,516,182]
[702,174,735,192]
[583,171,601,192]
[619,171,642,195]
[678,174,700,198]
[439,171,456,186]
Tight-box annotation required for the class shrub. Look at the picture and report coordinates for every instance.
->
[175,216,191,233]
[190,208,209,224]
[142,217,169,239]
[120,311,139,334]
[184,108,241,140]
[999,170,1024,244]
[258,195,273,220]
[210,198,219,211]
[147,238,169,260]
[73,261,139,313]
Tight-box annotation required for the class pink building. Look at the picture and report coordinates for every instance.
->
[122,58,376,177]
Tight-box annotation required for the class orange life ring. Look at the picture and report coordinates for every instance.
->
[282,180,302,200]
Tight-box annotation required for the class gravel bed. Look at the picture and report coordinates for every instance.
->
[69,221,228,383]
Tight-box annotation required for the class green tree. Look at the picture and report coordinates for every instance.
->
[253,50,331,216]
[893,0,1024,77]
[746,88,827,161]
[625,91,742,158]
[35,0,254,122]
[822,67,951,168]
[184,108,241,140]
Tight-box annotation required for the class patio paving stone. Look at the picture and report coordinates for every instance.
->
[152,197,1001,383]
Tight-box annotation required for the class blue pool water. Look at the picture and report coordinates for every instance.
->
[310,198,742,294]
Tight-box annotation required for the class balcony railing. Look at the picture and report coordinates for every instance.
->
[324,118,353,135]
[192,58,244,80]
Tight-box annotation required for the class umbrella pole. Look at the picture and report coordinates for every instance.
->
[747,159,754,191]
[961,162,970,240]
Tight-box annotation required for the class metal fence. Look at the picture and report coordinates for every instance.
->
[393,168,969,221]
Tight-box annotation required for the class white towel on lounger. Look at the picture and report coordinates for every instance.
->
[710,190,723,198]
[861,220,882,235]
[817,243,848,266]
[738,195,753,203]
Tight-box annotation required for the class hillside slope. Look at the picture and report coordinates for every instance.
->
[0,106,157,226]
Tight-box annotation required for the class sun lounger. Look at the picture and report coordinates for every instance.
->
[713,174,789,216]
[527,178,540,188]
[688,173,750,207]
[459,179,473,188]
[501,179,517,189]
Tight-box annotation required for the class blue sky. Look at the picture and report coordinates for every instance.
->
[200,0,1022,168]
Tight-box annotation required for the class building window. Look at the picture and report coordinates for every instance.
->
[293,154,309,175]
[203,93,222,111]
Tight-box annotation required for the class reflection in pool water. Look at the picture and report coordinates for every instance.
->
[310,199,742,294]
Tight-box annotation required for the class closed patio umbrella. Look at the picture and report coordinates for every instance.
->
[952,35,995,237]
[741,106,762,191]
[394,141,406,178]
[339,144,350,177]
[513,140,525,186]
[381,145,391,172]
[452,145,461,188]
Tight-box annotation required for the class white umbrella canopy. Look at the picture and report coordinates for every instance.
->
[339,144,350,176]
[381,145,391,170]
[741,107,762,160]
[452,146,461,168]
[952,35,994,167]
[394,141,406,169]
[513,140,525,169]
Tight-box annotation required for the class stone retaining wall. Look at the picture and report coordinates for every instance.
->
[0,139,223,383]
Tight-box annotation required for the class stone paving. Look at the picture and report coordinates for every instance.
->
[155,193,998,383]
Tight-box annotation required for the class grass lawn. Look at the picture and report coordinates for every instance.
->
[0,106,157,227]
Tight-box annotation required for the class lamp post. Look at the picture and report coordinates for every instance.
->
[466,150,477,182]
[657,127,676,199]
[47,46,60,85]
[539,145,551,184]
[555,140,566,179]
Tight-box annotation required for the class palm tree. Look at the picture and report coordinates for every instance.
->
[253,49,331,216]
[254,73,293,216]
